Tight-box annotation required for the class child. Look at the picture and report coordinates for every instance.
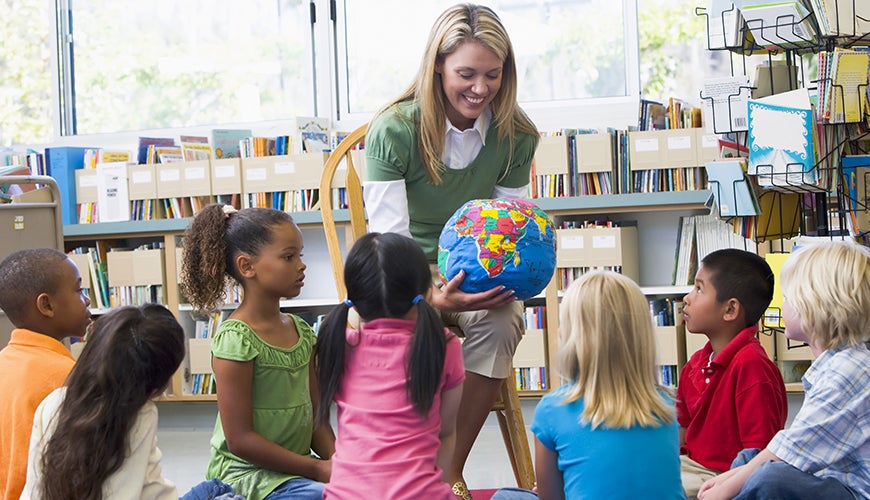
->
[20,304,240,500]
[677,249,787,497]
[181,204,335,500]
[0,248,90,500]
[698,240,870,500]
[314,232,465,499]
[493,270,684,499]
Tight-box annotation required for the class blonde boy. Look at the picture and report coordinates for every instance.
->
[698,240,870,500]
[677,249,787,497]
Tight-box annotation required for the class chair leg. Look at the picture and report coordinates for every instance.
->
[495,378,536,490]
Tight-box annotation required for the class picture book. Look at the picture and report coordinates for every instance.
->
[763,252,789,327]
[827,48,869,123]
[747,88,817,190]
[211,128,252,159]
[137,137,175,164]
[296,116,330,153]
[705,159,759,216]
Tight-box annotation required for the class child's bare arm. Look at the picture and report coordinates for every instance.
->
[308,362,335,461]
[437,384,463,478]
[213,357,329,482]
[534,437,565,500]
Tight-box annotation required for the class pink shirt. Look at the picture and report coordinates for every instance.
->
[323,318,465,500]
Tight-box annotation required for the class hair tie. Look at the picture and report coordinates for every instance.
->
[222,204,238,218]
[344,299,354,308]
[412,294,424,305]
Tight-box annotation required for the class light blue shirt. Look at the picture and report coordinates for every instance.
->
[767,343,870,498]
[531,385,685,499]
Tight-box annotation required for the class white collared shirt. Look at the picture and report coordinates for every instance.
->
[364,109,529,236]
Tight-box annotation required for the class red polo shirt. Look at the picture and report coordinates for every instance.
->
[676,326,787,471]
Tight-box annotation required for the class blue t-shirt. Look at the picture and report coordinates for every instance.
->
[531,385,685,499]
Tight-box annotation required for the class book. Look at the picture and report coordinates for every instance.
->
[826,48,869,124]
[96,162,131,222]
[211,128,252,159]
[840,155,870,236]
[751,60,799,99]
[296,117,330,153]
[137,137,175,164]
[754,190,801,241]
[741,1,816,49]
[763,252,789,327]
[706,0,746,49]
[705,159,760,216]
[44,146,91,225]
[701,75,751,133]
[747,88,817,190]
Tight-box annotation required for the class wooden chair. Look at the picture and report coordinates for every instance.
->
[319,123,536,490]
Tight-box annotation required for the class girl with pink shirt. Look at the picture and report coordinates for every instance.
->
[315,232,465,499]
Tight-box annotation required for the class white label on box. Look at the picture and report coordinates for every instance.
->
[246,167,267,181]
[701,134,720,148]
[560,235,584,249]
[132,171,152,184]
[185,167,206,180]
[274,162,295,175]
[214,165,235,178]
[78,174,99,187]
[160,168,181,182]
[592,235,617,249]
[635,138,659,152]
[667,136,692,150]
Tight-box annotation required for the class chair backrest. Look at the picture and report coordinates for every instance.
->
[319,123,368,299]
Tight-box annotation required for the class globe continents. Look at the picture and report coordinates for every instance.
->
[437,198,556,301]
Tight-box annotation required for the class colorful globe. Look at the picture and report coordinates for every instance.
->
[437,198,556,301]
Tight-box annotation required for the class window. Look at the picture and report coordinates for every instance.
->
[335,0,640,129]
[3,0,647,144]
[65,0,315,135]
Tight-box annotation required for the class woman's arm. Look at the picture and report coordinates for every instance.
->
[437,384,463,479]
[213,356,330,482]
[534,437,565,500]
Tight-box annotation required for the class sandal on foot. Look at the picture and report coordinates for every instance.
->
[451,480,472,500]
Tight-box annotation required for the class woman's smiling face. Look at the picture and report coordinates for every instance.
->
[436,40,503,130]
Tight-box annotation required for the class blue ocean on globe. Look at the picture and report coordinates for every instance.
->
[437,198,556,301]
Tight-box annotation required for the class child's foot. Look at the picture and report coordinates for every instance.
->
[451,479,472,500]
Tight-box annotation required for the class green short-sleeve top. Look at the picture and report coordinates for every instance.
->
[206,314,316,500]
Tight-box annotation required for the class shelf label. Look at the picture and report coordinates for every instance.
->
[635,138,658,152]
[559,235,584,249]
[667,135,692,150]
[160,168,181,182]
[592,235,616,248]
[701,134,719,148]
[246,167,267,181]
[214,165,235,178]
[78,174,99,187]
[274,161,296,175]
[132,171,152,184]
[185,167,206,180]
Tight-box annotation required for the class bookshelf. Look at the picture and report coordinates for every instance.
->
[59,191,713,401]
[63,211,347,402]
[696,0,870,390]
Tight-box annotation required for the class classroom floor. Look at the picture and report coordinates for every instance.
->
[157,398,539,494]
[157,394,804,495]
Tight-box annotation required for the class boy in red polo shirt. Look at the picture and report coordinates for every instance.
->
[677,248,787,498]
[0,249,91,500]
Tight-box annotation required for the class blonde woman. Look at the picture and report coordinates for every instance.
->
[699,241,870,500]
[363,4,539,496]
[495,271,685,499]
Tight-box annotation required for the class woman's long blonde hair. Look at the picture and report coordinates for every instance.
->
[558,271,674,429]
[376,3,538,185]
